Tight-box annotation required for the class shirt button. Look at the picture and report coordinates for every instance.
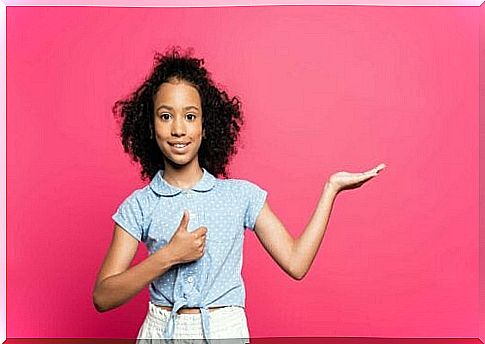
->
[187,276,194,283]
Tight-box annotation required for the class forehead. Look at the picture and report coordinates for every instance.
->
[154,80,201,105]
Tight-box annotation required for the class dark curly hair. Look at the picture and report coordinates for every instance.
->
[112,46,243,181]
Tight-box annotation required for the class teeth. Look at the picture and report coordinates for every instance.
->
[174,144,187,148]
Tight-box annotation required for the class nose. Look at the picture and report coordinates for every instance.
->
[171,116,186,136]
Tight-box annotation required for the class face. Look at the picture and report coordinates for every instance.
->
[153,80,204,169]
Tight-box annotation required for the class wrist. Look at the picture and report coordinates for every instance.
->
[324,181,340,196]
[155,244,179,269]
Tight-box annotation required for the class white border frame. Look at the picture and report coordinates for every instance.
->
[1,1,483,343]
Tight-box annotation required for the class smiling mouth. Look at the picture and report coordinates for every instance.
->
[168,142,191,149]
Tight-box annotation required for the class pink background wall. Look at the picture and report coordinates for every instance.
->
[7,5,479,339]
[479,2,485,343]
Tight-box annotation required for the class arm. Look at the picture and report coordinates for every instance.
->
[92,224,177,312]
[254,182,337,280]
[93,211,207,312]
[254,163,386,280]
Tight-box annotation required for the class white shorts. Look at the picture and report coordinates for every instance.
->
[136,301,250,344]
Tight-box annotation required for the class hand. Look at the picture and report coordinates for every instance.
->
[327,163,386,194]
[166,210,208,264]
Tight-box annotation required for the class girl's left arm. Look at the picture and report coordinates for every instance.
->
[253,163,386,280]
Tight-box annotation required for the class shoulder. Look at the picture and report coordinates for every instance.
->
[215,177,266,194]
[216,177,257,188]
[116,184,159,210]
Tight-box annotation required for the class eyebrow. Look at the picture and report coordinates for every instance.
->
[155,105,200,112]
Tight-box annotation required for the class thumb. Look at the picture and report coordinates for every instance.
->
[177,210,190,232]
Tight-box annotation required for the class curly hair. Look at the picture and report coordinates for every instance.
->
[112,47,244,181]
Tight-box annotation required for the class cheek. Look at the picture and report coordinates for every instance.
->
[154,125,169,138]
[155,139,166,154]
[190,124,203,139]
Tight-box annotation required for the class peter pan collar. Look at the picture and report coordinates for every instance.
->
[149,167,216,196]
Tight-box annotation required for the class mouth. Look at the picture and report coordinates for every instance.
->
[168,142,191,153]
[168,142,191,148]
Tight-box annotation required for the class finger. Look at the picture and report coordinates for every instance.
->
[358,174,374,183]
[178,210,190,231]
[357,171,376,183]
[194,226,208,236]
[364,163,386,177]
[373,163,386,173]
[195,232,207,242]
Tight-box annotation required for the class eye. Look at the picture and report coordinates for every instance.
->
[159,112,172,121]
[186,113,197,121]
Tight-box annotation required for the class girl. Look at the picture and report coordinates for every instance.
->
[93,47,386,343]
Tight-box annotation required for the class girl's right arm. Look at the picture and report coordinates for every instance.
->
[92,224,176,312]
[93,211,207,312]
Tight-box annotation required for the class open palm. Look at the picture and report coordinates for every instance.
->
[328,163,386,193]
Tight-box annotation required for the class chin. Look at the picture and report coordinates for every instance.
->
[164,156,196,168]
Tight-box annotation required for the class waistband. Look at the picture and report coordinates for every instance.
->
[148,301,243,320]
[148,301,244,343]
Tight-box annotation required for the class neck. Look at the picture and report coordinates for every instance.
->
[162,160,204,190]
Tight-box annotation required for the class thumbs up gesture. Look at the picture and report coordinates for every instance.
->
[166,210,208,265]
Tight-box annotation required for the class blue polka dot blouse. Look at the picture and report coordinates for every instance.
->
[112,167,267,340]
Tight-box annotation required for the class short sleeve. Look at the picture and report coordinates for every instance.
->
[243,181,268,231]
[112,190,145,242]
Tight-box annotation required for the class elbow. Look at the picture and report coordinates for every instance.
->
[93,299,109,313]
[288,265,308,281]
[93,302,106,313]
[92,295,105,313]
[287,251,308,280]
[92,290,110,313]
[291,271,307,281]
[93,277,117,313]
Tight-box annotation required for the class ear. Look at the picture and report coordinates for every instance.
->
[202,129,206,139]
